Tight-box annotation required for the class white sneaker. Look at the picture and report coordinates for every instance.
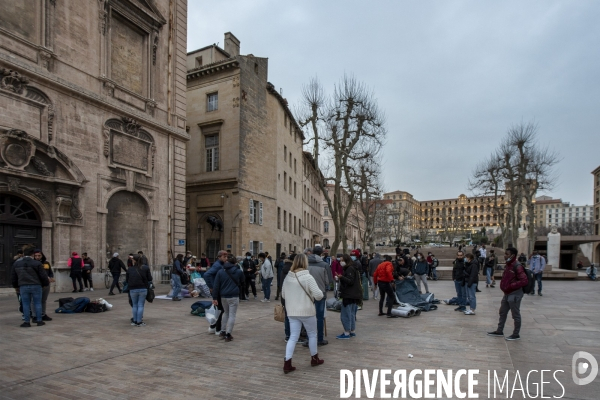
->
[464,309,476,315]
[90,288,94,292]
[261,299,268,302]
[83,288,88,291]
[208,327,216,334]
[215,330,221,335]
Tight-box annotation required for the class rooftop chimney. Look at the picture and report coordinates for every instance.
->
[224,32,240,57]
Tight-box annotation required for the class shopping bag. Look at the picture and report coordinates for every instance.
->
[274,304,285,322]
[205,304,221,325]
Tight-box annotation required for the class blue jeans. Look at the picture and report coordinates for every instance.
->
[314,298,326,342]
[453,280,466,307]
[20,285,42,323]
[130,288,147,323]
[262,277,273,300]
[171,274,182,299]
[465,283,477,310]
[486,267,493,285]
[431,267,437,280]
[340,302,357,332]
[534,272,543,293]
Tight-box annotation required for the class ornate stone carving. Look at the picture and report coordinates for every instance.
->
[233,76,240,88]
[151,145,156,169]
[30,156,54,177]
[39,50,54,71]
[152,31,159,65]
[47,104,55,141]
[103,127,110,157]
[232,97,240,108]
[0,129,36,171]
[71,190,82,220]
[34,188,52,206]
[146,100,157,116]
[104,80,115,97]
[104,117,154,173]
[98,0,108,35]
[0,69,29,94]
[122,117,141,135]
[7,178,20,191]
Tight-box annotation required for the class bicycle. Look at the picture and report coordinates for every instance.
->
[104,268,126,290]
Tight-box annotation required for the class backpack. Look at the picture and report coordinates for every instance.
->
[70,257,82,270]
[181,272,190,285]
[85,302,106,313]
[432,258,439,268]
[520,267,536,294]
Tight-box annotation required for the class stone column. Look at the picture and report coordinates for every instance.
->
[547,226,561,269]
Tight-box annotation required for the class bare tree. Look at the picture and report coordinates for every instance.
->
[296,75,387,254]
[352,155,384,253]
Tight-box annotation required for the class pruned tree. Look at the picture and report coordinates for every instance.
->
[352,154,384,253]
[296,75,387,254]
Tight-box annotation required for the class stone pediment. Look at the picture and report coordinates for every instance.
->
[107,0,166,30]
[0,128,86,185]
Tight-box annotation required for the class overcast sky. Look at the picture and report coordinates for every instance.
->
[188,0,600,206]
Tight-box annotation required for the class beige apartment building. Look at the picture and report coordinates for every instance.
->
[593,166,600,262]
[533,195,566,227]
[185,33,307,259]
[302,152,323,251]
[0,0,188,290]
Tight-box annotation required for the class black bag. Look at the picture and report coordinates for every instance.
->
[521,267,536,295]
[180,272,190,285]
[135,267,155,303]
[56,297,75,307]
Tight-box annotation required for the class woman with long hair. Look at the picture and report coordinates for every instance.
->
[125,254,153,326]
[335,254,363,339]
[281,253,324,374]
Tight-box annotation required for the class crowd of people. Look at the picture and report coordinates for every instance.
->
[9,241,596,369]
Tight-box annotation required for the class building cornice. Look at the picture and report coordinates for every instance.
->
[266,82,305,141]
[186,58,239,79]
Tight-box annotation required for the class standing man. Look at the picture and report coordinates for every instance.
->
[12,247,49,327]
[479,245,487,272]
[33,249,54,321]
[373,255,398,318]
[484,250,497,288]
[137,251,149,266]
[211,254,245,342]
[274,252,286,301]
[487,247,529,341]
[259,252,274,302]
[81,252,95,292]
[368,253,383,300]
[452,251,467,312]
[304,247,330,346]
[204,250,228,335]
[527,251,546,296]
[108,253,127,295]
[68,251,84,293]
[242,252,257,300]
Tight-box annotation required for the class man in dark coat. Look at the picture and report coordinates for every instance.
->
[12,247,49,327]
[108,253,127,295]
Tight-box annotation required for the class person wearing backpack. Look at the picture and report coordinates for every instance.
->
[67,252,84,293]
[430,254,439,281]
[527,251,546,296]
[412,252,430,294]
[487,247,529,341]
[212,254,245,342]
[484,250,497,288]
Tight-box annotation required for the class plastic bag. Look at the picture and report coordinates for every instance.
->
[205,304,221,325]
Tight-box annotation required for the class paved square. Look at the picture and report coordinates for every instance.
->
[0,279,598,399]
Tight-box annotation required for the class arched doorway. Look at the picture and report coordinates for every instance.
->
[106,191,148,260]
[0,194,42,287]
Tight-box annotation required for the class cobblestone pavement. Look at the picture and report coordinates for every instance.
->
[0,279,598,399]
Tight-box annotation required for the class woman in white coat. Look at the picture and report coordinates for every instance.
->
[281,253,324,374]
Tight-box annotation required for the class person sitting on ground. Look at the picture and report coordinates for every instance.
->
[281,253,324,374]
[463,254,479,316]
[586,264,597,281]
[212,254,245,342]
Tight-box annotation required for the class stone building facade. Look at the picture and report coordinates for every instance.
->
[185,33,308,259]
[593,166,600,262]
[302,152,323,251]
[0,0,188,291]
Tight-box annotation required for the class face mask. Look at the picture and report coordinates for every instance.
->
[351,256,356,261]
[340,261,346,267]
[505,255,513,262]
[417,256,422,260]
[464,258,468,262]
[246,256,251,259]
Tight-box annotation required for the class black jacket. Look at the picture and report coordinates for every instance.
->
[243,258,257,280]
[125,265,153,290]
[108,257,127,274]
[452,259,465,282]
[339,263,362,300]
[11,256,50,288]
[464,259,479,286]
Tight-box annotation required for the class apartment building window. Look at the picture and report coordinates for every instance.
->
[289,153,292,168]
[289,177,292,194]
[324,221,329,233]
[284,172,287,190]
[299,219,302,235]
[284,146,287,161]
[205,135,219,172]
[324,206,328,216]
[278,207,281,229]
[284,112,288,127]
[207,92,218,111]
[294,159,297,173]
[294,216,297,235]
[249,199,263,225]
[289,214,292,234]
[294,182,297,198]
[284,210,287,231]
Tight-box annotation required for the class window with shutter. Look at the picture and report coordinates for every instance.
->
[259,202,263,225]
[249,241,253,255]
[259,242,263,252]
[249,199,255,224]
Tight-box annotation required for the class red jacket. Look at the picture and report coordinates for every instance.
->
[373,261,394,285]
[500,257,528,294]
[331,259,343,277]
